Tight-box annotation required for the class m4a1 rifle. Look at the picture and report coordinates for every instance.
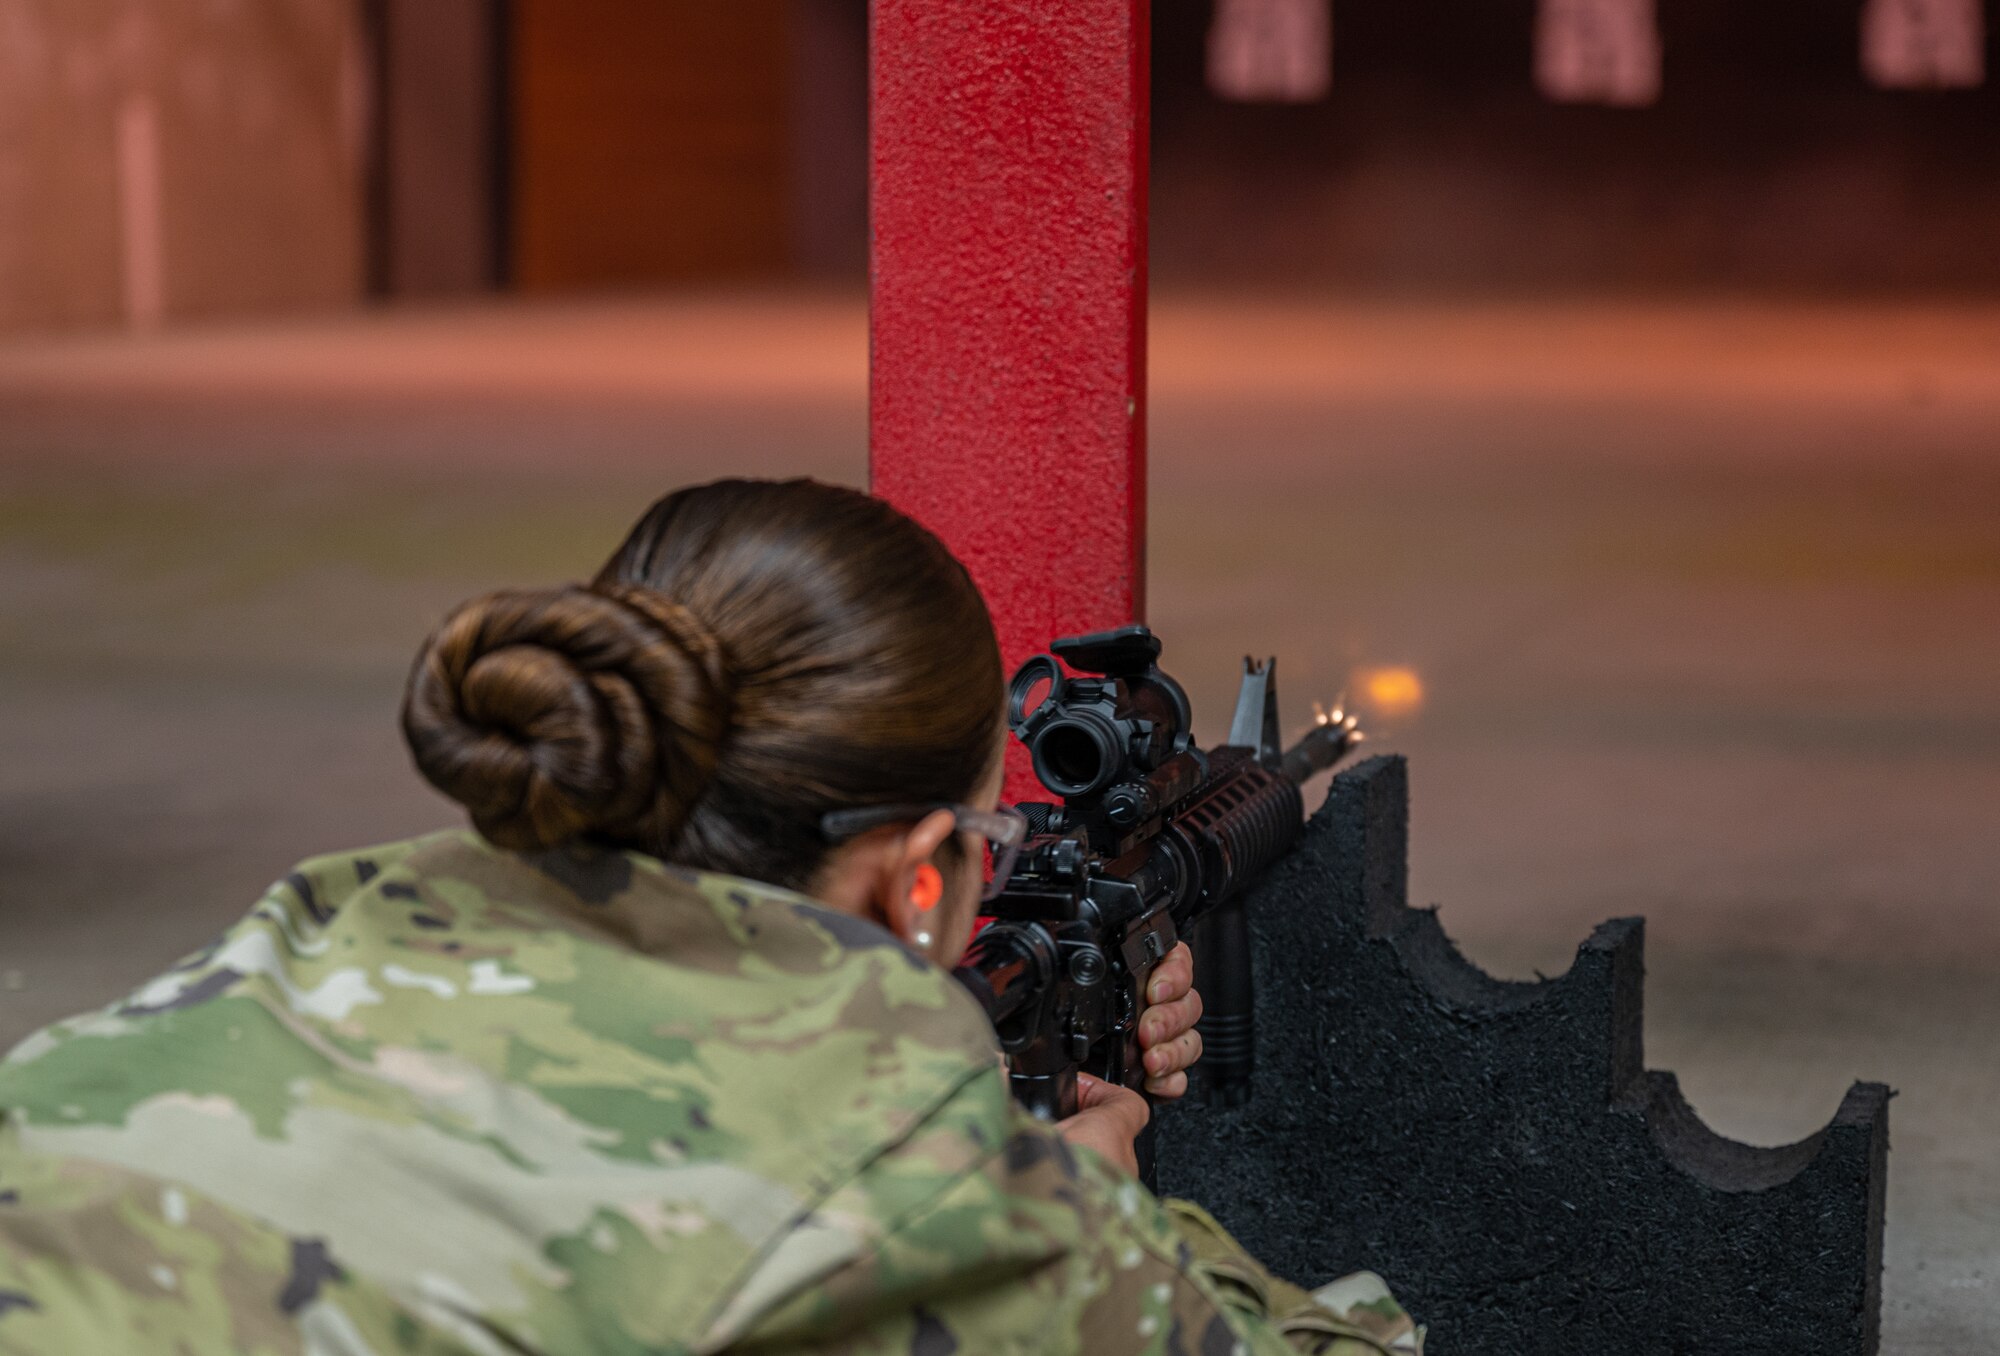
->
[953,624,1361,1146]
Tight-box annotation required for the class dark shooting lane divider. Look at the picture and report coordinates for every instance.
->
[1156,755,1890,1356]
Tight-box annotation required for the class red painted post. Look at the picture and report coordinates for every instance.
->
[869,0,1150,801]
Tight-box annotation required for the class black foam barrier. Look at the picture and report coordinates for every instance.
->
[1156,755,1889,1355]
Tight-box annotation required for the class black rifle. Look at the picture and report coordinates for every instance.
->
[952,624,1360,1158]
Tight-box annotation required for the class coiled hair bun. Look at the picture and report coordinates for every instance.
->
[399,479,1001,888]
[401,583,731,852]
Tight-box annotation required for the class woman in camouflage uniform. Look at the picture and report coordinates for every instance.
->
[0,480,1421,1355]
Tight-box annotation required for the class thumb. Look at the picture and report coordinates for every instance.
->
[1074,1073,1150,1132]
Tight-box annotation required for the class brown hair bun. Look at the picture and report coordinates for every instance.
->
[401,584,731,852]
[401,479,1001,887]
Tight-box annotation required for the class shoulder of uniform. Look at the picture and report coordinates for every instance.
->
[696,871,1003,1064]
[269,830,475,926]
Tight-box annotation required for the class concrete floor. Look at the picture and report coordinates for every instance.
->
[2,292,1997,1348]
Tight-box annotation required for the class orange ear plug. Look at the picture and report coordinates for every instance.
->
[911,864,944,912]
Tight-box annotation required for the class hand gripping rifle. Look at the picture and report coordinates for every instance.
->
[952,625,1360,1160]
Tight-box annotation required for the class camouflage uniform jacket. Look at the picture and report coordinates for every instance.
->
[0,831,1421,1354]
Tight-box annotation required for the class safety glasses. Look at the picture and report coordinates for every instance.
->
[819,802,1030,902]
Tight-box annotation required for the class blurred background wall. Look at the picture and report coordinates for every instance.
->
[10,0,2000,339]
[1150,1,2000,291]
[509,0,793,290]
[0,0,368,333]
[374,0,503,297]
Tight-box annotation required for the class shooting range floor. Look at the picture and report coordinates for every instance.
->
[3,291,1997,1349]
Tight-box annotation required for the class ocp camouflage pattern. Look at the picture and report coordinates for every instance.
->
[0,831,1421,1353]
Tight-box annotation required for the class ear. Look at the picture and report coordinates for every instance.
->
[881,809,958,948]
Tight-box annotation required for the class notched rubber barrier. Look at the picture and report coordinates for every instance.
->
[1156,754,1889,1356]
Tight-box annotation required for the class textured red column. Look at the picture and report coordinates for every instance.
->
[869,0,1149,798]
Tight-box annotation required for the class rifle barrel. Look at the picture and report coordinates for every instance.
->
[1277,716,1362,786]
